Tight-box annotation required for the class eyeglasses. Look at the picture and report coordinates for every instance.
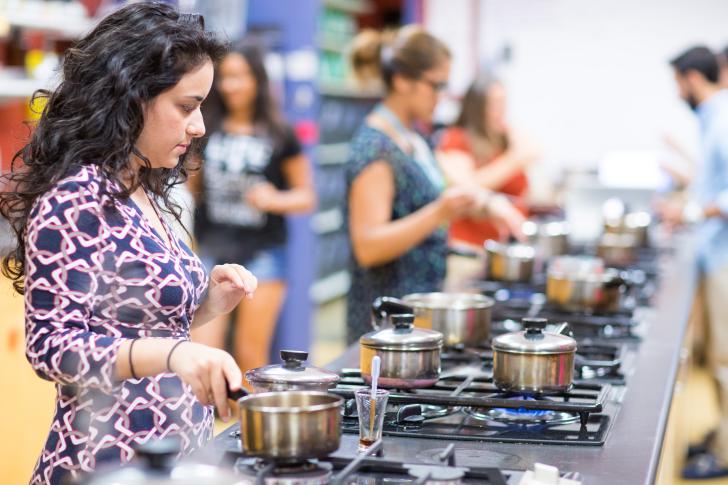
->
[419,77,448,93]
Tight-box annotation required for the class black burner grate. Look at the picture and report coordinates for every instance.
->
[330,371,616,446]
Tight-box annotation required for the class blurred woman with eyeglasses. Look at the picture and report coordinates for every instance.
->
[344,27,526,344]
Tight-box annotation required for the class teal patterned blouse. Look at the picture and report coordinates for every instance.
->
[344,125,447,344]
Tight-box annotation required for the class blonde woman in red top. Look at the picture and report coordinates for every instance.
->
[437,75,539,246]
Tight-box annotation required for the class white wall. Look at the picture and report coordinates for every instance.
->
[426,0,728,175]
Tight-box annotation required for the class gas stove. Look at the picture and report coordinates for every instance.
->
[211,431,583,484]
[229,443,514,484]
[330,370,620,446]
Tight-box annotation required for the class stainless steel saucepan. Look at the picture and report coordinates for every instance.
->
[399,292,494,347]
[484,240,536,283]
[227,388,343,459]
[546,256,628,313]
[522,220,570,260]
[360,297,443,389]
[604,211,651,248]
[492,318,577,395]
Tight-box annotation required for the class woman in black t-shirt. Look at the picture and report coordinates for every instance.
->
[191,43,316,374]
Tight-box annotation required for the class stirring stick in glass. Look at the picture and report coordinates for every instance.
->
[369,356,381,439]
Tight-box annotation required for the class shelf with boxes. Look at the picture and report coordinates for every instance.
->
[311,93,379,303]
[0,1,95,100]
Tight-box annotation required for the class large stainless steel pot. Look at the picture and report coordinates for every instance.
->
[245,350,340,393]
[484,240,536,283]
[522,220,570,260]
[227,389,343,459]
[397,292,494,347]
[360,298,443,389]
[546,256,627,313]
[492,318,577,395]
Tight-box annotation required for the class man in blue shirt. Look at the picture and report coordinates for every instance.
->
[663,45,728,479]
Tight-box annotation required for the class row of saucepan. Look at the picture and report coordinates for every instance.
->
[485,213,651,283]
[177,212,651,465]
[360,297,577,395]
[219,282,589,462]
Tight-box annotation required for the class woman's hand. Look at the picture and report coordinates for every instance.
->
[506,135,541,170]
[207,264,258,314]
[436,186,479,222]
[485,194,527,241]
[168,341,243,422]
[246,182,280,212]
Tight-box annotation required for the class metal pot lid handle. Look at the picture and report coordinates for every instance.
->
[371,296,415,329]
[522,317,548,339]
[280,349,308,369]
[392,313,415,332]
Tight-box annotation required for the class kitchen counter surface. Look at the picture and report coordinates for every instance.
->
[321,236,696,485]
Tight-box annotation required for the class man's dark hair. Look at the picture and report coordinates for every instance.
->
[670,46,719,83]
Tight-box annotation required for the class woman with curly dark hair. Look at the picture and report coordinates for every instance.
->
[0,3,257,483]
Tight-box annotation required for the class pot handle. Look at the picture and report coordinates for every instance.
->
[604,270,632,289]
[371,296,414,330]
[552,322,573,337]
[574,354,621,371]
[226,385,249,401]
[447,244,483,259]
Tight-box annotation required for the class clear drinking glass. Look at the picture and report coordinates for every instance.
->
[354,388,389,452]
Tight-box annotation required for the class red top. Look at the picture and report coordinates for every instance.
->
[438,127,528,245]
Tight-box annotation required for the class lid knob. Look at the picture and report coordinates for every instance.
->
[392,313,415,330]
[134,437,180,471]
[522,317,548,338]
[280,350,308,369]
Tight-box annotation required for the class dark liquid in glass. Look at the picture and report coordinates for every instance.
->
[359,437,376,448]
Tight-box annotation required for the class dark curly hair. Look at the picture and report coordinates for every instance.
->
[0,2,228,294]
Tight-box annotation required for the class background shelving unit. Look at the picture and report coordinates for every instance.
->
[0,1,95,103]
[309,0,380,304]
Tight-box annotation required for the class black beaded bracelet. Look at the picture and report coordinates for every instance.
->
[167,340,188,373]
[129,338,140,380]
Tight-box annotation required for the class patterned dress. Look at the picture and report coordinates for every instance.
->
[345,125,447,344]
[25,165,211,484]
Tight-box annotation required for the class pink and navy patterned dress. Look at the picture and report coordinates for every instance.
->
[25,165,212,484]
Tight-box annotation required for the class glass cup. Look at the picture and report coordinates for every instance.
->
[354,388,389,452]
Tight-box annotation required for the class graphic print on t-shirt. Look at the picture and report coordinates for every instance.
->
[203,132,273,228]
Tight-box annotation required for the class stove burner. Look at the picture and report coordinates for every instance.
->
[421,404,455,418]
[464,395,579,425]
[467,406,579,425]
[234,458,332,485]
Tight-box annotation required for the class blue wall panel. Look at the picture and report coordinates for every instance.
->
[247,0,321,361]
